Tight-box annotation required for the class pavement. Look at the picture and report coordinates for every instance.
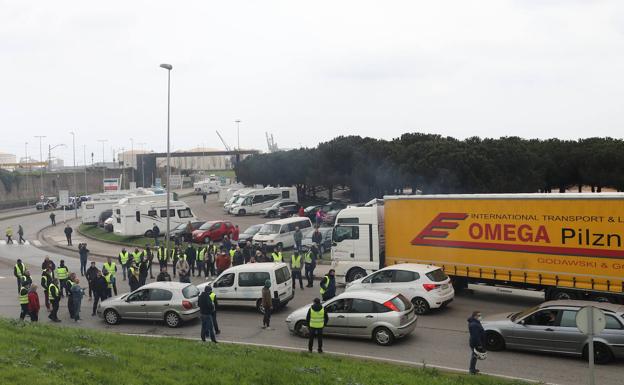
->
[0,199,622,384]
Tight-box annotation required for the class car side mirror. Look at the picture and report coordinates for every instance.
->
[518,319,525,326]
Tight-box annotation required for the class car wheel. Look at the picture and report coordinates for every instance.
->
[256,299,266,314]
[104,309,120,325]
[373,327,394,346]
[583,342,613,365]
[268,211,276,218]
[238,209,246,216]
[412,297,430,315]
[165,311,181,328]
[346,268,367,282]
[294,320,309,338]
[144,230,153,237]
[485,331,505,351]
[550,290,577,301]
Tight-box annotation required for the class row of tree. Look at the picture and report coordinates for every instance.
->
[235,134,624,202]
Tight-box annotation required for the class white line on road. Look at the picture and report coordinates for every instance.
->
[123,332,557,385]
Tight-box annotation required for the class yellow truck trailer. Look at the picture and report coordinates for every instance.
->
[331,194,624,303]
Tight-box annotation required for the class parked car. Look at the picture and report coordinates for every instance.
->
[301,227,333,254]
[286,290,417,346]
[59,197,78,210]
[35,197,58,210]
[304,201,347,222]
[169,221,205,243]
[98,209,113,228]
[277,202,303,218]
[197,263,293,313]
[322,202,348,225]
[260,201,300,218]
[104,217,114,232]
[237,224,263,247]
[483,300,624,364]
[97,282,200,328]
[192,220,235,243]
[345,263,454,315]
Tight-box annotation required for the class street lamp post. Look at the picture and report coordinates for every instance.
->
[35,135,46,197]
[235,120,241,150]
[98,139,107,192]
[130,138,134,183]
[160,63,173,249]
[137,142,146,187]
[70,132,78,218]
[24,142,30,206]
[83,145,88,195]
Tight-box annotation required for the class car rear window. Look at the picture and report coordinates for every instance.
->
[182,285,199,299]
[425,268,448,282]
[275,266,291,284]
[238,272,270,287]
[389,294,412,312]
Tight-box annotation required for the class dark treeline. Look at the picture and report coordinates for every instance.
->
[235,134,624,202]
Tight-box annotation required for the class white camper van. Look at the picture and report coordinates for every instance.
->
[112,196,196,237]
[252,216,312,249]
[223,187,255,213]
[81,189,156,224]
[228,186,298,216]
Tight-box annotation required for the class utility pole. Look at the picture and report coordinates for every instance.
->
[98,139,107,192]
[83,144,87,195]
[137,142,146,187]
[130,138,134,182]
[160,63,173,250]
[35,135,46,197]
[25,142,30,206]
[235,119,241,150]
[70,132,77,218]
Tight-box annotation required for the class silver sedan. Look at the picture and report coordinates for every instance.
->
[97,282,200,328]
[482,300,624,364]
[285,290,417,346]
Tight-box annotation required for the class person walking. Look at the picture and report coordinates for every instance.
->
[14,258,26,293]
[118,248,130,281]
[28,284,40,322]
[198,286,217,343]
[17,225,25,244]
[468,311,486,375]
[152,224,160,246]
[55,260,69,297]
[320,269,336,301]
[304,245,318,288]
[49,212,56,226]
[291,251,304,290]
[48,278,61,322]
[6,226,13,244]
[261,280,273,329]
[103,257,118,295]
[156,267,172,282]
[86,262,99,301]
[78,243,89,276]
[19,282,30,321]
[293,226,303,252]
[71,278,85,322]
[64,224,73,246]
[176,257,190,283]
[306,297,328,353]
[92,270,108,316]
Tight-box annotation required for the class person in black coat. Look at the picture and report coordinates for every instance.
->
[92,271,108,316]
[185,244,197,276]
[467,311,486,375]
[85,262,99,300]
[198,286,217,343]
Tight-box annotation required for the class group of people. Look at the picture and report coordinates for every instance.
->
[5,225,25,244]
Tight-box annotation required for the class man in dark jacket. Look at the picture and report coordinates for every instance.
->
[64,225,73,246]
[304,245,318,287]
[311,227,322,247]
[78,243,89,276]
[232,245,244,266]
[138,256,149,286]
[92,270,108,316]
[152,224,160,246]
[198,286,217,343]
[85,261,99,301]
[185,244,197,276]
[156,267,172,282]
[468,311,486,375]
[144,244,155,279]
[306,297,328,353]
[319,269,336,301]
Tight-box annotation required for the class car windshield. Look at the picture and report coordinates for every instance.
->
[199,222,216,230]
[173,223,187,230]
[305,206,317,211]
[258,224,281,235]
[243,225,262,235]
[234,196,246,204]
[510,305,540,322]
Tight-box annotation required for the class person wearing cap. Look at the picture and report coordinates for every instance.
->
[198,286,217,343]
[261,279,273,329]
[306,297,328,353]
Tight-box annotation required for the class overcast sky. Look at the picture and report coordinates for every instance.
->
[2,0,623,165]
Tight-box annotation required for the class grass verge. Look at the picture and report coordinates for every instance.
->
[78,224,163,249]
[0,318,526,385]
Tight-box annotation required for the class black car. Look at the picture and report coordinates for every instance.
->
[35,198,58,210]
[98,209,113,227]
[237,224,263,246]
[169,221,206,243]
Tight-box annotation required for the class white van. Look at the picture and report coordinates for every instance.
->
[252,216,313,249]
[197,263,294,313]
[223,187,255,212]
[113,197,196,237]
[228,186,298,216]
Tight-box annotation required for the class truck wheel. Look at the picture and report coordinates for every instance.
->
[346,268,366,282]
[412,297,430,315]
[144,230,153,237]
[549,289,576,301]
[485,331,505,351]
[583,342,613,365]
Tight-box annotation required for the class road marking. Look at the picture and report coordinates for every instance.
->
[123,333,557,385]
[0,241,5,245]
[31,240,41,247]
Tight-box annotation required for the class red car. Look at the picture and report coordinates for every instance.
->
[192,220,235,243]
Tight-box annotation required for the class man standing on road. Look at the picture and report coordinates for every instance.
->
[132,247,142,265]
[128,262,140,291]
[222,235,232,253]
[86,261,99,301]
[28,284,40,322]
[291,251,304,290]
[215,248,230,276]
[78,243,89,276]
[19,280,30,321]
[144,244,154,279]
[171,246,181,278]
[92,270,107,316]
[118,248,130,281]
[14,258,26,293]
[138,255,149,286]
[152,224,160,246]
[207,286,220,334]
[55,260,69,297]
[176,257,190,283]
[306,297,328,353]
[320,269,336,301]
[304,245,318,288]
[48,278,61,322]
[71,278,85,322]
[185,244,197,277]
[41,266,53,311]
[271,246,283,263]
[198,286,217,343]
[202,191,207,204]
[468,311,486,375]
[232,245,244,266]
[103,257,118,295]
[293,226,303,252]
[66,273,76,319]
[312,227,322,249]
[17,225,25,245]
[196,245,206,278]
[64,224,73,246]
[157,245,168,270]
[6,226,13,244]
[49,212,56,226]
[261,280,273,329]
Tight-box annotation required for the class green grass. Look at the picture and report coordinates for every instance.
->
[79,224,165,249]
[0,318,525,385]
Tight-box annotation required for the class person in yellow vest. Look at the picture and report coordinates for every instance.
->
[306,297,328,353]
[103,257,118,296]
[157,245,169,270]
[128,262,140,291]
[171,246,181,278]
[6,226,14,244]
[13,258,26,293]
[66,273,76,319]
[207,286,220,334]
[196,245,206,278]
[290,252,304,290]
[271,246,283,263]
[19,282,30,321]
[55,260,69,298]
[48,278,61,322]
[118,248,130,281]
[132,248,142,265]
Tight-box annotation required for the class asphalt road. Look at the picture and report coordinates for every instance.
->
[0,205,622,385]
